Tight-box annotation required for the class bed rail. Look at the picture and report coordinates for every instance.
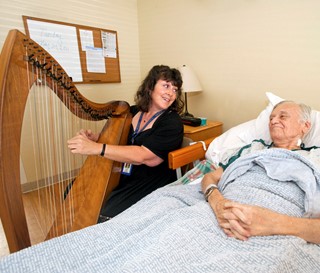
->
[168,137,215,177]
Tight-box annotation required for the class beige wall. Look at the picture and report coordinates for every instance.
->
[1,0,320,131]
[137,0,320,130]
[0,0,141,105]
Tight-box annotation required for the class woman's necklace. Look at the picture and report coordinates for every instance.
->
[132,110,165,143]
[143,112,158,123]
[143,113,148,123]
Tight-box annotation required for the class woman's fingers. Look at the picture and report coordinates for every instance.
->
[67,135,88,151]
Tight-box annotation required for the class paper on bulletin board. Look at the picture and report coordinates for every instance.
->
[79,29,94,51]
[26,19,83,82]
[101,31,117,58]
[85,46,106,73]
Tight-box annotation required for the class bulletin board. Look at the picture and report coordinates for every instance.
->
[23,16,121,84]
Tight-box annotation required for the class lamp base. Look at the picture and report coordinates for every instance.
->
[180,112,194,118]
[180,115,202,126]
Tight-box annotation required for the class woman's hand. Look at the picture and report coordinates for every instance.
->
[67,129,101,155]
[78,129,100,142]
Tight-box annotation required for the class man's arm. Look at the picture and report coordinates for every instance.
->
[201,168,235,233]
[201,167,223,190]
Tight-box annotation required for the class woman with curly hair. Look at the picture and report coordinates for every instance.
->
[68,65,184,221]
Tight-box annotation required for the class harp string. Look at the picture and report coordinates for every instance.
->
[54,65,71,237]
[46,61,62,237]
[25,44,48,242]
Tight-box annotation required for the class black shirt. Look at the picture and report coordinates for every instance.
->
[100,106,183,218]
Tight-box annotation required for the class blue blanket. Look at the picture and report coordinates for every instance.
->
[1,149,320,272]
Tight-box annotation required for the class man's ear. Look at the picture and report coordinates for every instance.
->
[303,120,311,135]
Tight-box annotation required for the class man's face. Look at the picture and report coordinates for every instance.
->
[269,102,306,144]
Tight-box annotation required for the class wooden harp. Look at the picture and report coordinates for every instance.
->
[0,29,132,253]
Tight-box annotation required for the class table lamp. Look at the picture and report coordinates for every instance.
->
[178,65,202,117]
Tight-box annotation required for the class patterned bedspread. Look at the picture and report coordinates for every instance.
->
[1,149,320,272]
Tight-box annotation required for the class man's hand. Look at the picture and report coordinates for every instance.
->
[207,194,248,239]
[220,202,278,240]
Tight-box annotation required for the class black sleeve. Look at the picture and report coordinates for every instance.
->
[142,111,184,160]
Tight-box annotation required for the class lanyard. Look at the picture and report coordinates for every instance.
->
[131,110,165,143]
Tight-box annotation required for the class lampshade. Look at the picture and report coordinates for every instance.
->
[178,65,202,93]
[178,65,202,118]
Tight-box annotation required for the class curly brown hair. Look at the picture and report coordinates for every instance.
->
[134,65,184,114]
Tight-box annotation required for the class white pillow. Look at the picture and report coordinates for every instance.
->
[304,110,320,147]
[205,119,256,165]
[205,92,320,165]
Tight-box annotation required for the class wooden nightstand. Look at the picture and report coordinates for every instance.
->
[183,121,223,141]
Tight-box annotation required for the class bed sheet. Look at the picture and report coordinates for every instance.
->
[1,149,320,273]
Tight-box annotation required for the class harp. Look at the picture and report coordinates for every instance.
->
[0,29,132,253]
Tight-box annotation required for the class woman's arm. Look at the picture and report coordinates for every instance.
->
[67,132,163,167]
[222,202,320,244]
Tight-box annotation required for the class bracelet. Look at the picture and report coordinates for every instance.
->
[100,143,106,157]
[204,184,218,202]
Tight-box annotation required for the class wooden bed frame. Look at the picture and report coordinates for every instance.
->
[168,137,215,177]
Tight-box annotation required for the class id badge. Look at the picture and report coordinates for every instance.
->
[121,163,132,176]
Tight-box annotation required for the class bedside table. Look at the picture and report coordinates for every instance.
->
[183,121,223,141]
